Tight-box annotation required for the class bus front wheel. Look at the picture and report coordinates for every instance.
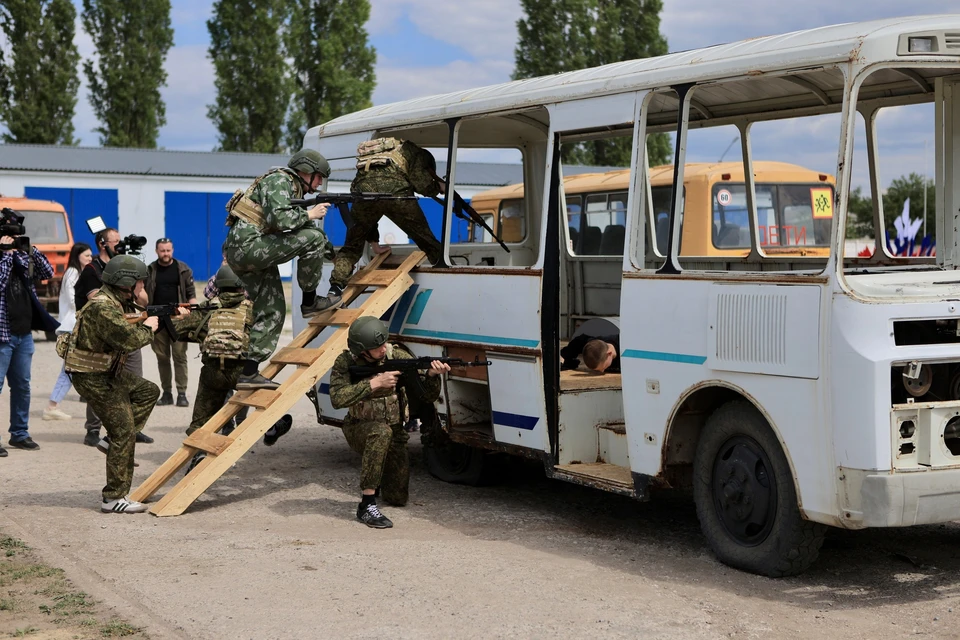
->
[423,437,485,486]
[693,400,825,577]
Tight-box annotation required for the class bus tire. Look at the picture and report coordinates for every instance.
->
[423,439,485,486]
[693,400,825,577]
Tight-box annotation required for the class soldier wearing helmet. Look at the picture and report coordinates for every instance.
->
[222,148,336,391]
[68,255,187,514]
[328,316,451,528]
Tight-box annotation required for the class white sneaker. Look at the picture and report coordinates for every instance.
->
[42,407,72,421]
[100,496,148,514]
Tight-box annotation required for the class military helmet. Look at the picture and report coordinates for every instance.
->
[348,316,389,355]
[288,149,331,178]
[215,264,242,289]
[101,255,148,288]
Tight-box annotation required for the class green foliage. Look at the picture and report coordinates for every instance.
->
[81,0,174,148]
[845,185,873,239]
[845,173,935,241]
[207,0,290,153]
[513,0,671,166]
[0,0,80,144]
[284,0,376,150]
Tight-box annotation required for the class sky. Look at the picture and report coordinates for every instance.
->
[61,0,960,188]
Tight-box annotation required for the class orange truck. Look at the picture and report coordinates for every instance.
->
[0,196,74,326]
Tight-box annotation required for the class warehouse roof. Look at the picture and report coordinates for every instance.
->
[0,143,616,187]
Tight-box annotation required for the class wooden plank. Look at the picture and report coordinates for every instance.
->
[554,462,633,486]
[348,270,398,287]
[309,308,362,326]
[445,346,489,382]
[228,389,279,409]
[559,370,622,392]
[182,431,233,456]
[271,347,324,367]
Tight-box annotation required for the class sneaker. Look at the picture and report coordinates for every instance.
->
[300,292,342,317]
[156,391,174,406]
[263,414,292,446]
[236,373,280,390]
[176,393,190,407]
[83,430,101,447]
[0,445,7,457]
[42,407,72,421]
[357,502,393,529]
[101,496,148,514]
[186,452,206,474]
[9,437,39,451]
[135,432,154,444]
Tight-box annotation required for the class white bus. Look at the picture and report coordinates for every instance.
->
[297,15,960,576]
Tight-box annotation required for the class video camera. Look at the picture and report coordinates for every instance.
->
[0,207,30,252]
[85,216,147,257]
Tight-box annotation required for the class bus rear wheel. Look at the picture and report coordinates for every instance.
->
[423,437,485,486]
[693,400,825,577]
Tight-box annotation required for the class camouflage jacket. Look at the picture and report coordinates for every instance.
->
[329,343,442,426]
[74,285,154,356]
[174,291,251,361]
[226,168,312,244]
[352,140,442,198]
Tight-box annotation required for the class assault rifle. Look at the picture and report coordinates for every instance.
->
[431,190,510,253]
[290,192,420,229]
[349,356,492,400]
[125,302,201,340]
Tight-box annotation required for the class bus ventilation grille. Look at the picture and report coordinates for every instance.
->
[714,292,788,366]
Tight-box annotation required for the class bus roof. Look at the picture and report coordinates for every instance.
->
[309,16,958,139]
[0,196,66,213]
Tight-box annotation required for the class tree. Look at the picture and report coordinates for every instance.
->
[513,0,672,167]
[284,0,376,150]
[845,185,873,239]
[207,0,290,153]
[81,0,174,148]
[844,174,936,244]
[0,0,80,145]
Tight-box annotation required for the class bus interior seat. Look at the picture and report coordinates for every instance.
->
[579,226,602,255]
[716,224,741,248]
[655,217,669,253]
[599,224,625,255]
[738,227,751,248]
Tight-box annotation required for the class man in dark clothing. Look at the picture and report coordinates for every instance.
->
[0,232,58,456]
[76,227,154,447]
[560,333,621,374]
[145,238,197,407]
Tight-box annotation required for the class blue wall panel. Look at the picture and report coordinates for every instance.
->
[164,191,235,282]
[24,186,118,249]
[207,192,233,277]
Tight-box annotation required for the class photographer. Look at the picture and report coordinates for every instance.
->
[75,227,154,447]
[0,209,59,456]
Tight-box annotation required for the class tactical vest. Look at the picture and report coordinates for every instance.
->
[225,167,304,230]
[191,298,251,368]
[349,344,406,425]
[58,296,122,374]
[355,138,408,174]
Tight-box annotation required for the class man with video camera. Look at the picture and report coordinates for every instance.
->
[0,207,59,457]
[75,226,154,447]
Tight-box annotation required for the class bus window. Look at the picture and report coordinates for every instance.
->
[499,199,525,243]
[469,214,496,243]
[566,196,583,254]
[710,183,831,249]
[572,191,628,256]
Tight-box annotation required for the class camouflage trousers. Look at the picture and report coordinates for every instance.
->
[341,419,410,506]
[72,369,160,501]
[186,358,243,436]
[330,200,441,290]
[224,226,330,362]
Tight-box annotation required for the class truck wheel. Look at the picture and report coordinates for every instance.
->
[693,400,825,577]
[423,438,485,485]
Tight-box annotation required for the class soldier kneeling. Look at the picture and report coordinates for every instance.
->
[329,317,450,528]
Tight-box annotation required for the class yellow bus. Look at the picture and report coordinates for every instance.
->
[469,161,835,257]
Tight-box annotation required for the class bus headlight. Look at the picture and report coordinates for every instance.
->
[908,37,935,53]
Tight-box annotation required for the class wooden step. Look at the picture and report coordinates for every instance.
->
[271,347,324,367]
[349,270,400,287]
[182,431,233,456]
[552,462,634,496]
[309,308,363,326]
[228,389,280,409]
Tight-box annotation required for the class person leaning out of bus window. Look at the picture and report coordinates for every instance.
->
[560,333,621,374]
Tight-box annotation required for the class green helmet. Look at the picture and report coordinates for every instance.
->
[348,316,389,355]
[216,264,242,289]
[101,255,148,288]
[288,149,330,178]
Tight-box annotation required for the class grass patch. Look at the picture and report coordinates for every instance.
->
[100,619,143,637]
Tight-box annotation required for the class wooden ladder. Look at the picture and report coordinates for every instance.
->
[130,250,425,516]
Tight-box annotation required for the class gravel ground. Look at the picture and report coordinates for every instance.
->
[2,330,960,639]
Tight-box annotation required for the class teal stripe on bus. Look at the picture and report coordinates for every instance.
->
[406,289,433,325]
[621,349,707,365]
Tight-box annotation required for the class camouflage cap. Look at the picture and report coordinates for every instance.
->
[288,149,331,178]
[101,255,148,288]
[348,316,389,355]
[215,263,242,289]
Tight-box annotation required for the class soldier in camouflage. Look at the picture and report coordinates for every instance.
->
[323,139,444,303]
[223,149,335,391]
[68,256,176,514]
[174,264,292,472]
[329,316,450,528]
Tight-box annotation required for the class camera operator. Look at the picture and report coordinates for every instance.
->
[75,227,155,447]
[0,214,59,456]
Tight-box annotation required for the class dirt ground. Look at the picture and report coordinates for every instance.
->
[2,331,960,639]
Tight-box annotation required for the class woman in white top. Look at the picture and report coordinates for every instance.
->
[43,243,92,420]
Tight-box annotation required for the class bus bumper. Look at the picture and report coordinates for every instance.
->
[861,469,960,527]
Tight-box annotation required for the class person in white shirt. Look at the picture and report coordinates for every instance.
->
[43,243,92,421]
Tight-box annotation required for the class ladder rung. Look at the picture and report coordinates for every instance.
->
[183,431,233,455]
[349,270,398,287]
[271,347,324,366]
[309,308,363,326]
[229,389,280,409]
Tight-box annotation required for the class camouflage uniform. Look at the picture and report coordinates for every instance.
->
[223,168,333,362]
[329,343,441,505]
[70,286,159,501]
[329,141,443,290]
